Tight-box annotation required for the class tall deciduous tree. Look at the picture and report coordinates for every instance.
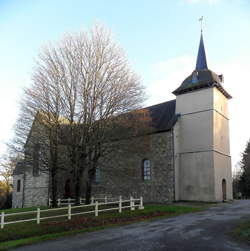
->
[13,25,149,205]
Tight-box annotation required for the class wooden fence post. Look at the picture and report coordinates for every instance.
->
[105,196,107,204]
[79,197,82,204]
[139,196,144,210]
[37,208,40,224]
[48,198,51,207]
[68,204,71,220]
[95,201,98,216]
[91,196,94,205]
[58,198,61,207]
[119,196,122,213]
[1,212,4,229]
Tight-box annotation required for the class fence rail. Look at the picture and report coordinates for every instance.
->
[48,196,114,207]
[0,196,144,229]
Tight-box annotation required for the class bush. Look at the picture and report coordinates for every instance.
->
[0,192,12,209]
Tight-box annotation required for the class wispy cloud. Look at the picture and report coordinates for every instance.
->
[146,55,195,105]
[185,0,220,4]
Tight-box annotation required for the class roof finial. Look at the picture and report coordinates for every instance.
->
[199,16,203,33]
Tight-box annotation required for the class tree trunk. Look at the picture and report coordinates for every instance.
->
[51,169,58,207]
[85,180,92,204]
[85,168,95,204]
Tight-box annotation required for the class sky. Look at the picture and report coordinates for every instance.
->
[0,0,249,172]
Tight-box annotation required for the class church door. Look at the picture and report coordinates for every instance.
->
[222,179,226,201]
[64,179,71,198]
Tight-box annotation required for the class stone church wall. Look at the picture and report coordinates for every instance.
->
[12,174,24,208]
[92,131,175,203]
[23,169,49,207]
[12,128,175,207]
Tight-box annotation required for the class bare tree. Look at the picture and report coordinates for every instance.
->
[0,153,21,208]
[0,153,19,193]
[12,24,149,205]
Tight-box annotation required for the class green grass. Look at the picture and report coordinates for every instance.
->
[234,220,250,244]
[0,204,204,250]
[0,206,48,214]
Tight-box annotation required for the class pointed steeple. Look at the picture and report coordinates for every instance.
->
[195,32,208,70]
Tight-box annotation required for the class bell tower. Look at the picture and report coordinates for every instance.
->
[173,31,233,202]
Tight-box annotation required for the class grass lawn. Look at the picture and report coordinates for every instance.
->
[233,220,250,245]
[0,204,205,250]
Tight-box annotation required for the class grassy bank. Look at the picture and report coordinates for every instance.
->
[0,204,203,250]
[234,220,250,245]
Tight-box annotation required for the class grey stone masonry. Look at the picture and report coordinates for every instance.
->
[12,174,24,208]
[92,131,175,203]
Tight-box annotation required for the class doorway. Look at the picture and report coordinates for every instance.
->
[64,179,71,198]
[222,179,226,201]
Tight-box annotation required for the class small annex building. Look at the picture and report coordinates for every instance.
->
[12,32,233,208]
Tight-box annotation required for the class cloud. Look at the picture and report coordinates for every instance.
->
[146,55,195,105]
[185,0,219,4]
[146,52,250,171]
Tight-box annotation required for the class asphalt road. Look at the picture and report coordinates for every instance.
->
[12,200,250,251]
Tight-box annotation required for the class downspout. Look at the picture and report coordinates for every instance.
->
[171,128,175,202]
[22,173,25,208]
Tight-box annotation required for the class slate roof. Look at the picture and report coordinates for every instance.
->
[196,32,208,71]
[172,69,232,99]
[145,99,178,133]
[173,32,231,99]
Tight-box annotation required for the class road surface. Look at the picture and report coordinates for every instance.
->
[12,200,250,251]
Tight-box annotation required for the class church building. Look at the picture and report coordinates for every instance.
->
[12,32,233,208]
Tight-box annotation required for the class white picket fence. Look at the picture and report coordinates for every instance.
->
[0,196,144,229]
[48,196,112,207]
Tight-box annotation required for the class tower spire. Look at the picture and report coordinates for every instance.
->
[195,17,208,70]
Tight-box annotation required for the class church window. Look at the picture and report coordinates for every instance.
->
[33,143,40,177]
[17,180,21,192]
[143,159,151,180]
[95,168,101,184]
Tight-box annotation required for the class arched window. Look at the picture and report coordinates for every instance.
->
[143,159,151,180]
[17,179,21,192]
[95,168,101,184]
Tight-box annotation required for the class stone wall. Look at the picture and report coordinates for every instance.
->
[92,131,175,203]
[23,169,49,207]
[12,125,175,207]
[12,174,24,208]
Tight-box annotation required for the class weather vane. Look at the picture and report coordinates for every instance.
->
[199,16,203,32]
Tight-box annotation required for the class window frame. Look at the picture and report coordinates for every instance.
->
[17,179,21,192]
[94,167,101,184]
[142,159,151,181]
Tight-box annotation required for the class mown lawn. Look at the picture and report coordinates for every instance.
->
[234,220,250,245]
[0,204,204,250]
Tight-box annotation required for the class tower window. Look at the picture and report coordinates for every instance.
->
[192,71,198,83]
[17,180,21,192]
[142,159,151,180]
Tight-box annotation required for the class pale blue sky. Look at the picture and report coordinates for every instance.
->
[0,0,250,170]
